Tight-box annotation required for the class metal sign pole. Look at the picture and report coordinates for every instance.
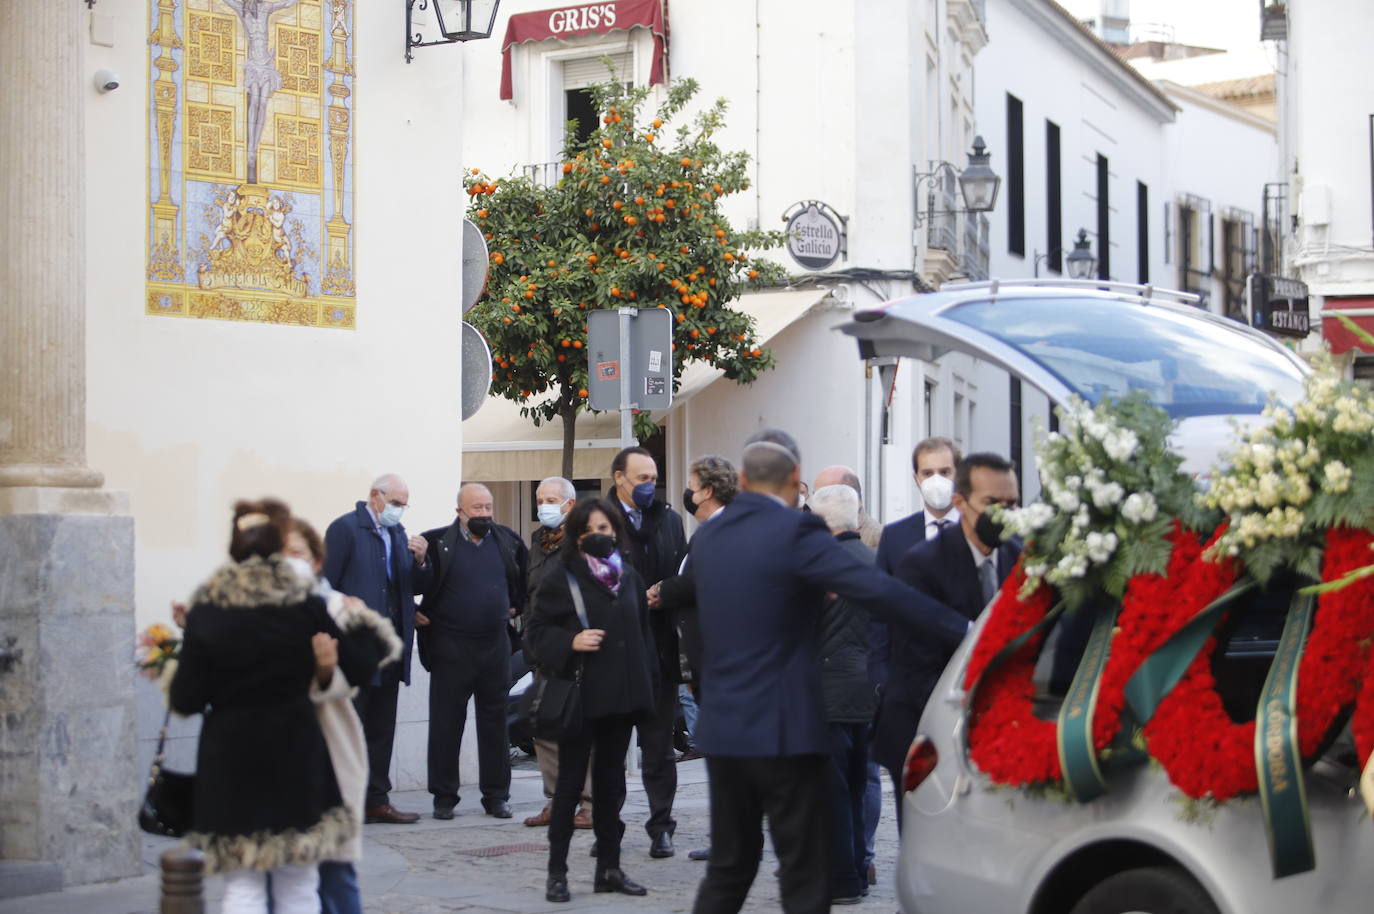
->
[618,306,635,448]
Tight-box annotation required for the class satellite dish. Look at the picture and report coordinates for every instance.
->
[461,219,490,314]
[461,321,492,421]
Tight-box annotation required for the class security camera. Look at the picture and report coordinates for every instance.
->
[94,70,120,93]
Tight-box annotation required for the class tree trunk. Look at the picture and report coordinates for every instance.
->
[560,400,578,481]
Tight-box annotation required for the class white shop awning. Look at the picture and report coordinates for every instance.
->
[461,288,827,482]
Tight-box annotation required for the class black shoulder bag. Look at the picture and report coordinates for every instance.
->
[519,571,588,741]
[137,708,195,837]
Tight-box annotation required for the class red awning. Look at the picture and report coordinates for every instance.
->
[1321,297,1374,355]
[500,0,668,101]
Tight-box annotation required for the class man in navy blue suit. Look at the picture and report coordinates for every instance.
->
[690,430,970,914]
[323,473,432,824]
[874,453,1021,826]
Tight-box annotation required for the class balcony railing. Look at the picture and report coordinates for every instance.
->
[927,169,960,253]
[522,161,562,187]
[959,213,990,281]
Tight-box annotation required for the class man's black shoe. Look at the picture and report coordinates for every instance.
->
[649,833,674,858]
[432,805,455,820]
[483,800,512,819]
[687,846,710,861]
[545,874,570,903]
[831,895,863,906]
[595,867,648,896]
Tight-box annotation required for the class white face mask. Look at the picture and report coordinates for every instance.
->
[283,555,317,584]
[378,503,405,527]
[919,474,955,512]
[537,503,567,529]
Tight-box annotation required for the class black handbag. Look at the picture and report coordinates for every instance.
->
[138,708,195,837]
[519,571,589,741]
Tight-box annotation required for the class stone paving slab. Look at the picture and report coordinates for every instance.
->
[0,758,903,913]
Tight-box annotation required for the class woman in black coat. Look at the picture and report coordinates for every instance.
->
[525,497,658,903]
[169,499,388,913]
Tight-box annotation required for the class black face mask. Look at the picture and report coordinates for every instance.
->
[466,516,492,538]
[580,533,617,559]
[682,488,697,513]
[974,508,1005,549]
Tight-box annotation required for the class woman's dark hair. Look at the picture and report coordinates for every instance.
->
[228,498,292,562]
[290,517,326,566]
[561,497,629,558]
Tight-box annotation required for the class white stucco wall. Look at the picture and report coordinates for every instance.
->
[83,0,472,789]
[84,0,467,629]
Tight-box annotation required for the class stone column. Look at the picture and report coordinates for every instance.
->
[0,0,140,891]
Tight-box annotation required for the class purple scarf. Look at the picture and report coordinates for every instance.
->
[584,551,623,594]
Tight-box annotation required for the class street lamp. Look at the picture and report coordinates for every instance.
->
[406,0,501,63]
[1065,229,1097,279]
[958,136,1001,214]
[1033,228,1097,279]
[913,137,1003,228]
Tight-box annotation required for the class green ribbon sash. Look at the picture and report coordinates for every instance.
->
[1057,601,1120,801]
[1255,589,1316,879]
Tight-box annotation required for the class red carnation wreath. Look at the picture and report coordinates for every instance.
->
[1145,526,1374,800]
[963,524,1374,801]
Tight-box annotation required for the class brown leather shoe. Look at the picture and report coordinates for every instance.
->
[573,807,593,829]
[364,804,420,825]
[524,803,552,827]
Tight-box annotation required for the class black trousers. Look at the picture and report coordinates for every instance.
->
[548,715,634,876]
[426,633,511,807]
[635,682,678,838]
[825,723,870,898]
[353,661,401,810]
[693,754,830,914]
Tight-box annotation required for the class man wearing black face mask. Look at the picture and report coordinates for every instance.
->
[875,453,1021,825]
[608,446,688,859]
[419,482,528,821]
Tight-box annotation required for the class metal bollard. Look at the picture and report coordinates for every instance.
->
[160,846,205,914]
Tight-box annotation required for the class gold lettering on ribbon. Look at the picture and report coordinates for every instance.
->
[1264,699,1290,793]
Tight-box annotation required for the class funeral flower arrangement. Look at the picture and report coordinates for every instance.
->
[997,393,1204,609]
[961,372,1374,879]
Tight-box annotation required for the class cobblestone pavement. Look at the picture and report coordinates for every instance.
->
[0,756,903,913]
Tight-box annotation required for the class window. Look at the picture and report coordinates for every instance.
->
[1009,376,1024,494]
[1177,193,1214,304]
[1046,121,1062,273]
[1220,208,1257,323]
[1007,94,1025,257]
[1137,181,1149,284]
[562,52,631,145]
[923,379,935,438]
[1096,154,1110,280]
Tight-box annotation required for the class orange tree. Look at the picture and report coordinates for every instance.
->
[465,76,786,479]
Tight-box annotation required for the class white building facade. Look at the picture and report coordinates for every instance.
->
[968,0,1279,495]
[458,0,997,531]
[1276,1,1374,375]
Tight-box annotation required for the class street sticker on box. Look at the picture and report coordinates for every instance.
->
[597,361,619,381]
[648,350,662,372]
[645,377,666,396]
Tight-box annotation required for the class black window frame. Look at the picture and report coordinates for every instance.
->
[1007,93,1025,258]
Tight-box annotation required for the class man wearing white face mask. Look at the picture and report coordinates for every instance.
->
[323,473,432,825]
[866,438,960,877]
[521,477,595,830]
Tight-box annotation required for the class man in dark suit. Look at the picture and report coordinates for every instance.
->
[323,473,433,824]
[418,482,527,821]
[874,452,1021,827]
[690,430,970,914]
[864,437,960,874]
[607,446,689,859]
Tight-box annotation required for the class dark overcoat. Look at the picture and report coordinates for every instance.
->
[322,501,432,683]
[690,491,970,758]
[169,556,392,873]
[523,553,658,724]
[871,521,1021,771]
